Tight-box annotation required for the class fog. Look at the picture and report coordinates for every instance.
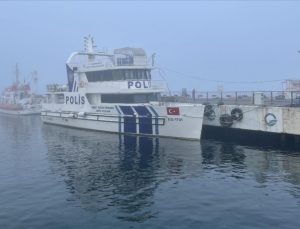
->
[1,1,300,93]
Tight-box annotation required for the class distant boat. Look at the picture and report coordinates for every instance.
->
[0,64,42,115]
[41,36,205,140]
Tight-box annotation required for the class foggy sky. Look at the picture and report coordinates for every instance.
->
[1,1,300,93]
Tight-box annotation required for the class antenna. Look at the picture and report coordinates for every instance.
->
[84,34,97,53]
[15,63,19,85]
[151,53,156,66]
[32,71,38,94]
[84,35,97,62]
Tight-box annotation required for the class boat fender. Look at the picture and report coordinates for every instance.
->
[73,113,78,119]
[66,113,73,118]
[208,110,216,120]
[219,114,233,127]
[204,104,216,120]
[264,113,277,126]
[78,111,85,117]
[231,108,243,121]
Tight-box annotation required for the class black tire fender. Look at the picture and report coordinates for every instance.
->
[231,108,243,121]
[220,114,233,127]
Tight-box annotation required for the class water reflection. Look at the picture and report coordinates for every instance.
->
[1,115,300,228]
[201,140,247,180]
[42,125,203,222]
[41,124,300,223]
[202,141,246,165]
[203,140,300,185]
[0,115,42,156]
[114,136,160,221]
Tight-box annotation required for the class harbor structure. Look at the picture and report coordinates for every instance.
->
[0,64,42,115]
[163,89,300,147]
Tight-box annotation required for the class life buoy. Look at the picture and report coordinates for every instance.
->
[220,114,233,127]
[231,108,243,121]
[264,113,277,126]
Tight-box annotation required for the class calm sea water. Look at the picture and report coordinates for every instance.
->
[1,115,300,229]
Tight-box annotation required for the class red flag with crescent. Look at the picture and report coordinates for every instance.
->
[167,107,180,115]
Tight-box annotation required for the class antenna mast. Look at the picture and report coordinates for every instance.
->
[28,71,38,93]
[84,35,97,62]
[15,63,19,85]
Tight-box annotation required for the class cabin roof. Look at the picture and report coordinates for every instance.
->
[114,47,146,56]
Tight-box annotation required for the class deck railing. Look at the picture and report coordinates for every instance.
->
[161,90,300,107]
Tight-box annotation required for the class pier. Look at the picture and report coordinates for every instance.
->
[162,90,300,147]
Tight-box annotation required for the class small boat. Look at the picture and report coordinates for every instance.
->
[41,36,205,140]
[0,65,42,115]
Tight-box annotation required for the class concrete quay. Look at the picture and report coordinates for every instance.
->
[162,90,300,147]
[202,104,300,148]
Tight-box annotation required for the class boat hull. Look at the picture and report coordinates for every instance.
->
[41,104,205,140]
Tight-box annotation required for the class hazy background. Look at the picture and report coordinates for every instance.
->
[0,1,300,93]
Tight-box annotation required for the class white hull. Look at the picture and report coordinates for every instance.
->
[0,108,41,115]
[41,104,204,140]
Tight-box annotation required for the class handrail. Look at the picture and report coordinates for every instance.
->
[161,90,300,107]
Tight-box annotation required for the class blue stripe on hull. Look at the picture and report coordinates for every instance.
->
[148,106,159,135]
[115,106,122,133]
[133,106,153,134]
[119,106,136,134]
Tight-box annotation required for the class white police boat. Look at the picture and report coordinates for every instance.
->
[41,36,205,140]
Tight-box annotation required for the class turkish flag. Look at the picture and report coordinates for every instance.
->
[167,107,180,115]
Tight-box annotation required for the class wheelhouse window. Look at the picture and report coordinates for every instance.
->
[117,56,133,66]
[55,94,65,104]
[101,93,160,104]
[86,69,151,82]
[46,94,53,103]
